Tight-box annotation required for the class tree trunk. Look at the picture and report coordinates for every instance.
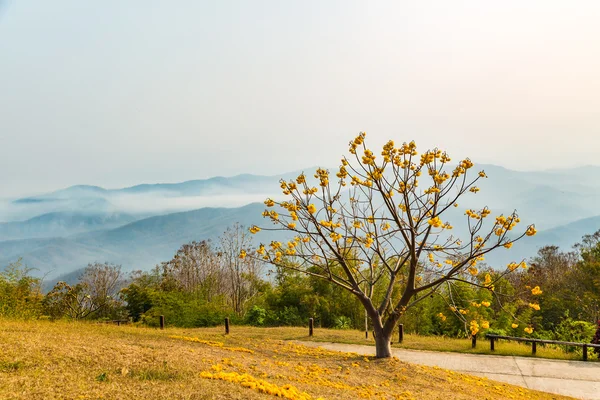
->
[374,330,393,358]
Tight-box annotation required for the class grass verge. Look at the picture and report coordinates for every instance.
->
[0,320,575,399]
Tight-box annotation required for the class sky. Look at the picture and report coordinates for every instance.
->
[1,1,599,198]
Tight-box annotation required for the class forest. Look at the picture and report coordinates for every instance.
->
[2,224,600,348]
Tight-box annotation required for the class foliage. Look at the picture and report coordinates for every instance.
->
[591,320,600,359]
[0,259,43,319]
[245,305,267,326]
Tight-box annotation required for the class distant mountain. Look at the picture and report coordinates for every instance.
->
[0,203,282,279]
[485,214,600,267]
[0,212,137,241]
[2,164,600,279]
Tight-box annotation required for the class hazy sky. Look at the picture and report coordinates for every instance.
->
[1,1,599,197]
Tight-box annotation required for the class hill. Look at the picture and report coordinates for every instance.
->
[0,203,281,279]
[0,211,137,241]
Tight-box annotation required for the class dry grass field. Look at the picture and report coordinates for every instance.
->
[0,320,573,400]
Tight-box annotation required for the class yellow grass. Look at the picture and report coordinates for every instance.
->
[0,320,574,400]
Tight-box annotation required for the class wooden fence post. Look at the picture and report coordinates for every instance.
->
[583,344,588,361]
[309,318,314,337]
[398,324,404,344]
[532,341,537,355]
[225,318,230,335]
[159,315,165,330]
[471,334,477,348]
[490,337,495,351]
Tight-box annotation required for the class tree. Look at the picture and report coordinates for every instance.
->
[160,240,224,300]
[44,263,125,320]
[218,223,263,316]
[44,281,104,320]
[244,134,539,358]
[80,262,124,319]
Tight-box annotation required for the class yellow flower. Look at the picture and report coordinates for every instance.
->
[507,262,519,272]
[249,226,261,234]
[484,273,492,285]
[239,250,247,259]
[264,198,275,207]
[428,216,442,228]
[529,303,541,311]
[531,286,543,295]
[256,245,265,255]
[511,323,519,329]
[307,204,316,214]
[524,326,534,334]
[481,301,491,307]
[481,321,490,329]
[330,232,342,241]
[503,242,513,249]
[469,320,479,336]
[526,225,537,236]
[288,223,296,229]
[290,211,298,221]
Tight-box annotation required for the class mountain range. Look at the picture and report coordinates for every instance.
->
[0,164,598,281]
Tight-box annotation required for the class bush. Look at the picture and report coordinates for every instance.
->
[591,320,600,359]
[140,292,227,328]
[246,306,267,326]
[552,318,595,353]
[486,328,507,337]
[333,316,352,330]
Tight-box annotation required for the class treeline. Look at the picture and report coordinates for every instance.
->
[2,226,600,344]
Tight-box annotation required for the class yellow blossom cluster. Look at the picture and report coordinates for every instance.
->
[437,313,447,321]
[494,215,520,236]
[200,371,317,400]
[348,132,366,154]
[481,301,491,307]
[452,159,474,177]
[507,261,527,272]
[529,303,541,311]
[469,320,479,336]
[531,286,543,295]
[524,326,534,334]
[169,336,254,354]
[263,210,279,221]
[314,168,329,187]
